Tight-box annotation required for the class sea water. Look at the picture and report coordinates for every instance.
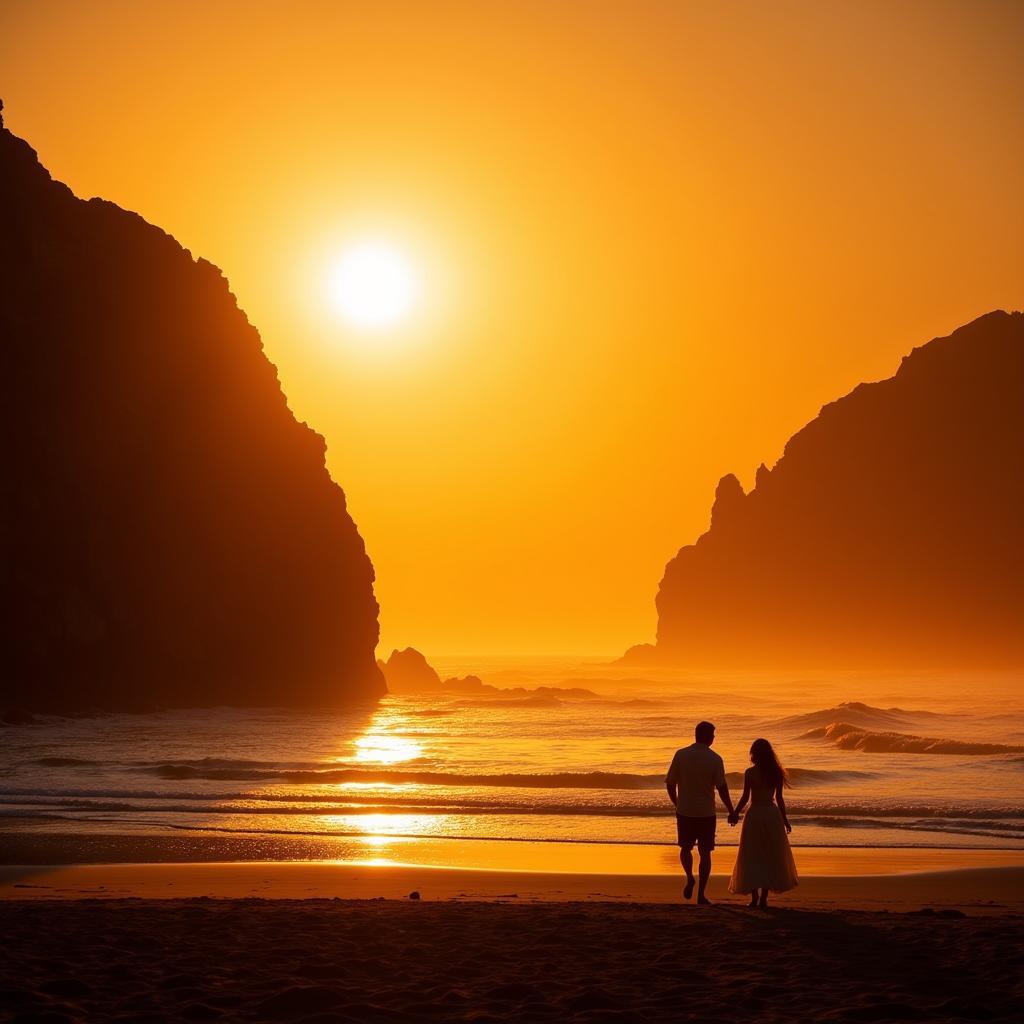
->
[2,660,1021,867]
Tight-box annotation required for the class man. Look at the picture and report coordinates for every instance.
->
[665,720,737,904]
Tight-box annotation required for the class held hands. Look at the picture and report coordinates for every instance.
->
[727,811,740,826]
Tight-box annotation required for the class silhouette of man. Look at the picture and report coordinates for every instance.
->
[665,720,737,904]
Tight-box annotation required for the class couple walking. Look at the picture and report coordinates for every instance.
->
[665,720,798,907]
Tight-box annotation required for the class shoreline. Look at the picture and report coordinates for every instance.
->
[4,858,1023,915]
[3,829,1021,872]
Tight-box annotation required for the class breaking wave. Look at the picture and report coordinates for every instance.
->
[449,697,564,709]
[800,722,1024,755]
[2,792,1020,822]
[48,760,877,788]
[778,701,944,731]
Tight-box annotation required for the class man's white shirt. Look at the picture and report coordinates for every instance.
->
[665,742,726,817]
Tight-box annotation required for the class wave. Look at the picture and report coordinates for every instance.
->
[112,762,872,788]
[797,816,1024,839]
[138,765,659,786]
[32,757,100,767]
[449,697,564,709]
[5,809,1022,846]
[5,790,1016,821]
[31,755,329,772]
[22,756,877,788]
[778,701,944,731]
[800,722,1024,755]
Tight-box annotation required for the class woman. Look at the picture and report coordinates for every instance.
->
[729,738,799,907]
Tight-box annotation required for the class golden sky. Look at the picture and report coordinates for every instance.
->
[3,1,1022,655]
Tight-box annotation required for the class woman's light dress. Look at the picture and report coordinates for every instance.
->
[729,767,799,894]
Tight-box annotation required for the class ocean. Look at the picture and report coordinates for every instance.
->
[3,660,1022,869]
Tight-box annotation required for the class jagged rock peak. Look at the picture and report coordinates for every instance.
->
[647,310,1024,668]
[379,648,443,692]
[709,473,745,529]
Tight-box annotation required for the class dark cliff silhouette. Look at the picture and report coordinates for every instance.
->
[634,311,1024,668]
[1,104,385,710]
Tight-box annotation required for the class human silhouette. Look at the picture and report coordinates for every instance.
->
[729,738,799,907]
[665,721,738,905]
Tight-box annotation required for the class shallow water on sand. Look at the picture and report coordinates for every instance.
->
[2,662,1022,867]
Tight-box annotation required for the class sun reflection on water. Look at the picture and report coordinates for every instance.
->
[359,833,414,848]
[329,812,445,836]
[337,781,419,791]
[346,832,419,867]
[353,732,423,764]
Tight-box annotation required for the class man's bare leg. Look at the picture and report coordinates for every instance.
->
[697,847,712,904]
[680,848,695,899]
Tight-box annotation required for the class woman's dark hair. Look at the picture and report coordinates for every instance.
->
[750,738,790,788]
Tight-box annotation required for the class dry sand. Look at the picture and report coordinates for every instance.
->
[2,895,1022,1023]
[2,859,1023,1022]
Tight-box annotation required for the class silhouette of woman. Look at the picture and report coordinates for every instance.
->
[729,738,799,907]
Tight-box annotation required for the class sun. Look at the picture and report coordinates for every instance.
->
[327,241,419,329]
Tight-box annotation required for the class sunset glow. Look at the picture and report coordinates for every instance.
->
[327,241,419,330]
[3,5,1023,1016]
[4,3,1020,653]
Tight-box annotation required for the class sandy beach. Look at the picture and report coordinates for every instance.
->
[3,854,1024,910]
[3,890,1022,1023]
[3,857,1023,1022]
[5,3,1023,1021]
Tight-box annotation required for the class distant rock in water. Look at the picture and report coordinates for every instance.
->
[440,674,487,693]
[377,650,599,700]
[643,311,1024,668]
[379,649,443,692]
[1,103,384,711]
[377,648,493,694]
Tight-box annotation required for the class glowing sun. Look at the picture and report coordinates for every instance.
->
[327,242,419,329]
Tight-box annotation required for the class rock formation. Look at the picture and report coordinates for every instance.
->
[1,103,385,710]
[640,311,1024,668]
[377,649,443,692]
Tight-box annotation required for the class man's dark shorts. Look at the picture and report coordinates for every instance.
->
[676,815,716,851]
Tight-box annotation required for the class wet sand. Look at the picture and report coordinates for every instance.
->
[2,895,1022,1023]
[4,828,1023,877]
[3,860,1024,915]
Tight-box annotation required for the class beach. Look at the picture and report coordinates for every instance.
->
[4,855,1023,1022]
[3,884,1022,1023]
[5,6,1023,1020]
[4,667,1022,1020]
[3,846,1024,909]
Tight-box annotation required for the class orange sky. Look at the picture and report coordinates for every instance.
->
[3,1,1022,656]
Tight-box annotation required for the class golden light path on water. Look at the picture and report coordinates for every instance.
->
[335,688,1024,863]
[353,733,424,765]
[2,670,1022,878]
[341,707,443,853]
[207,674,1024,870]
